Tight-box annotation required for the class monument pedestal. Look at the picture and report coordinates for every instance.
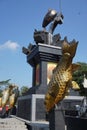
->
[27,43,61,94]
[48,103,65,130]
[17,94,46,121]
[17,43,62,122]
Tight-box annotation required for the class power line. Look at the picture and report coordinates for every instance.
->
[59,0,62,13]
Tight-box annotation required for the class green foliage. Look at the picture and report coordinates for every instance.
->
[73,62,87,96]
[0,89,2,97]
[0,79,11,86]
[20,86,29,96]
[0,79,11,97]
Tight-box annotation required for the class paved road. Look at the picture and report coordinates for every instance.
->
[0,117,28,130]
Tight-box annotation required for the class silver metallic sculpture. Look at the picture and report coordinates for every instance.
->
[22,9,64,55]
[42,9,64,34]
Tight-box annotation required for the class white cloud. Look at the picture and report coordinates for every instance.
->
[0,40,20,50]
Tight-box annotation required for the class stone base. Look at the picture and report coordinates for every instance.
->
[17,94,46,121]
[48,103,65,130]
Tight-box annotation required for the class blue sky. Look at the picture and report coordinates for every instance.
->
[0,0,87,88]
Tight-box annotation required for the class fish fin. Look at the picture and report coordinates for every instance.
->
[72,63,81,72]
[71,81,80,90]
[62,40,78,58]
[62,71,71,82]
[53,67,57,73]
[62,40,70,53]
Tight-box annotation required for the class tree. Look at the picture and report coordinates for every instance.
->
[0,79,11,97]
[73,62,87,96]
[20,86,29,96]
[0,79,11,86]
[0,89,2,97]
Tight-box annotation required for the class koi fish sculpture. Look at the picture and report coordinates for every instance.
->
[1,84,19,109]
[9,86,19,109]
[1,84,14,108]
[44,39,80,112]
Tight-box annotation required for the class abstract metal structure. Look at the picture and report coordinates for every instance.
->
[42,9,64,34]
[42,9,57,28]
[44,39,80,112]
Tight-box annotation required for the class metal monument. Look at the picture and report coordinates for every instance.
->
[22,9,64,54]
[19,8,87,130]
[44,40,80,112]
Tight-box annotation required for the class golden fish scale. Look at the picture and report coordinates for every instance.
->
[45,42,78,112]
[54,68,67,102]
[45,62,72,112]
[45,71,59,111]
[54,65,72,104]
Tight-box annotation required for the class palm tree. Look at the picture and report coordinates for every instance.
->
[0,79,11,86]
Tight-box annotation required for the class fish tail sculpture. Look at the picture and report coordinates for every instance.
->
[1,84,15,108]
[1,88,11,108]
[9,86,19,109]
[44,40,80,112]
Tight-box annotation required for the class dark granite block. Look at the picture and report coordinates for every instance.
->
[36,99,46,120]
[49,106,65,130]
[17,96,32,120]
[65,116,87,130]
